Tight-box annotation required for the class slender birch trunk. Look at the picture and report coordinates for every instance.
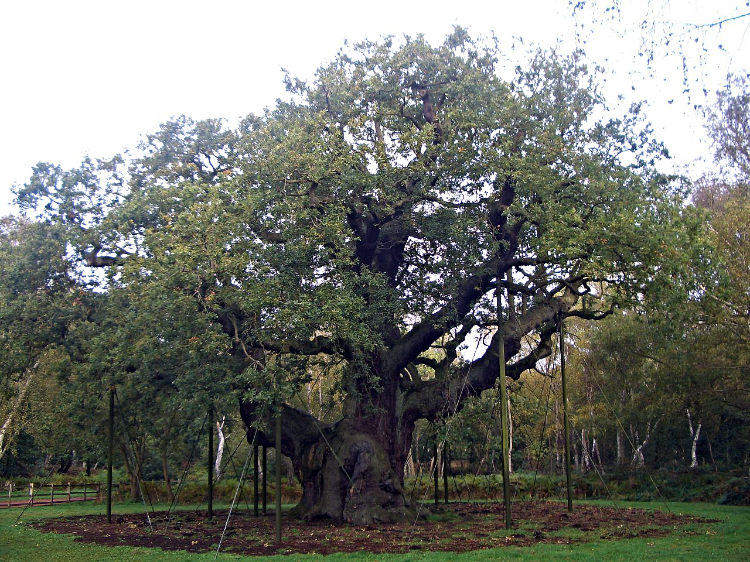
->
[581,428,591,472]
[215,416,226,480]
[507,396,513,473]
[687,409,701,469]
[631,419,660,466]
[592,437,604,474]
[404,447,415,478]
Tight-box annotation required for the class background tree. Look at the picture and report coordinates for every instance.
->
[0,217,96,464]
[563,77,750,473]
[689,75,750,466]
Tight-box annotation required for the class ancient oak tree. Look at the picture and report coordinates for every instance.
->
[17,31,694,523]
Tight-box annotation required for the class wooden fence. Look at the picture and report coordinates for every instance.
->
[2,481,101,508]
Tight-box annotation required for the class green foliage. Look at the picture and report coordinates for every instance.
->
[15,32,699,413]
[0,216,103,463]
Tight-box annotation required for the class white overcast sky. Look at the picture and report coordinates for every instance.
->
[1,1,748,214]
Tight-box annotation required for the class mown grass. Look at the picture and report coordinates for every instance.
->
[0,500,748,561]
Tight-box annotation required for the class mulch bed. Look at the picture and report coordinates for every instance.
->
[30,501,714,556]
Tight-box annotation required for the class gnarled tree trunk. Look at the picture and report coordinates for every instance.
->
[239,316,566,524]
[240,370,417,524]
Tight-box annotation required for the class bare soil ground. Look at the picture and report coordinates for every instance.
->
[31,501,713,556]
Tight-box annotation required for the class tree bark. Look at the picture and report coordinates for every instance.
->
[404,448,416,479]
[215,417,226,480]
[161,453,174,502]
[242,403,414,524]
[118,439,146,500]
[581,429,591,473]
[631,419,659,466]
[592,437,604,474]
[119,442,139,500]
[616,428,625,465]
[159,413,176,502]
[507,396,513,474]
[687,409,701,469]
[283,455,294,486]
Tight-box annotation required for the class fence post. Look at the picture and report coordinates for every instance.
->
[83,484,87,501]
[50,483,54,505]
[29,483,34,505]
[7,482,11,507]
[67,482,71,502]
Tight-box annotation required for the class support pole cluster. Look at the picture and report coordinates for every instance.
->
[560,319,573,512]
[107,387,114,524]
[275,413,282,544]
[497,272,512,529]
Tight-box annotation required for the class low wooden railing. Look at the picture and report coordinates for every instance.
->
[2,481,101,508]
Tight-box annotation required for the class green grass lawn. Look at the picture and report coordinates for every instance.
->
[1,500,748,561]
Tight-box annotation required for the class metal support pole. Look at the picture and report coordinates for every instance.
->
[275,414,282,544]
[262,445,267,515]
[208,405,214,520]
[560,319,573,512]
[253,444,259,516]
[433,440,439,505]
[107,387,114,523]
[497,272,512,529]
[443,444,449,504]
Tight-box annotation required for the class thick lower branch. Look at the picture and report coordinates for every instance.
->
[403,287,578,424]
[239,401,327,464]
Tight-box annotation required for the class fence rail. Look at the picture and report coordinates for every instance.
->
[2,481,101,508]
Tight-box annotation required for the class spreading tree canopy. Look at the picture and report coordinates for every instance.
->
[17,30,700,522]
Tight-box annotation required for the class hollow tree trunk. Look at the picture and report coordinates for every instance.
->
[240,361,418,525]
[241,401,414,524]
